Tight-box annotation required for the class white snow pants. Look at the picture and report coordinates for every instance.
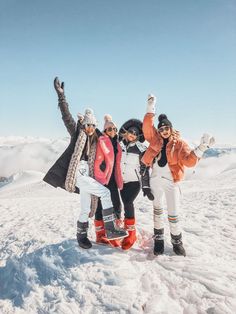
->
[150,162,181,236]
[76,161,112,223]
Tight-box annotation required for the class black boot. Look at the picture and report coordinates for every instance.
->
[153,228,164,255]
[103,207,128,240]
[171,233,186,256]
[76,221,92,249]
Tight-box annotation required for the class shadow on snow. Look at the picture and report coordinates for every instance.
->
[0,239,114,307]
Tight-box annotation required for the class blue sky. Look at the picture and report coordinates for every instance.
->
[0,0,235,144]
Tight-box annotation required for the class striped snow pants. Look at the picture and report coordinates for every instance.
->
[150,162,181,236]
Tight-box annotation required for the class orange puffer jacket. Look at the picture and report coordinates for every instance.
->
[141,113,199,182]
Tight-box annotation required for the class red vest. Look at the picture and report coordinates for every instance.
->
[94,135,123,189]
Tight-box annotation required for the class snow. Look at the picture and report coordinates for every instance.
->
[0,137,236,313]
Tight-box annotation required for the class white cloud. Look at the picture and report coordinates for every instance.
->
[0,136,235,181]
[0,137,69,177]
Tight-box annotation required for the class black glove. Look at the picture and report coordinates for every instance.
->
[54,77,65,99]
[142,187,154,201]
[140,161,148,176]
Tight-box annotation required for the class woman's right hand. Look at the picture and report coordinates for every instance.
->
[54,77,64,96]
[146,93,156,114]
[171,129,180,141]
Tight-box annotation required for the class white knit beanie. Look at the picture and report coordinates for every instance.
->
[82,108,97,126]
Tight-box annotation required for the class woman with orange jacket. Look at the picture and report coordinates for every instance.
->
[141,94,215,256]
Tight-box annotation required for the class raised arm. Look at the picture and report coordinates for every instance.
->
[142,94,157,143]
[179,134,215,167]
[54,77,76,137]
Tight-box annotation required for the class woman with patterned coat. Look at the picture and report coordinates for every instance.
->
[43,77,127,249]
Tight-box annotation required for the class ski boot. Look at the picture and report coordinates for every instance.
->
[171,233,186,256]
[94,220,110,245]
[76,221,92,249]
[103,207,128,240]
[121,218,137,250]
[153,228,164,255]
[108,218,123,247]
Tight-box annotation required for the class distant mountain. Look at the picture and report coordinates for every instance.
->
[203,147,236,158]
[0,136,235,179]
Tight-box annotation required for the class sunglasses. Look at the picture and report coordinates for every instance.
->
[85,123,96,128]
[158,126,170,133]
[128,130,138,136]
[106,127,117,132]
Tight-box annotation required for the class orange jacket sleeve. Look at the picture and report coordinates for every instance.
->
[179,141,199,168]
[142,113,157,143]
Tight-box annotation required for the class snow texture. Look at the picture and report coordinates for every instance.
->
[0,137,236,314]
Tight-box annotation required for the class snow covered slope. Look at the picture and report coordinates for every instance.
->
[0,137,236,313]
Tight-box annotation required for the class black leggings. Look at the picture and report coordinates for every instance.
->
[95,180,140,220]
[120,181,140,219]
[95,178,121,220]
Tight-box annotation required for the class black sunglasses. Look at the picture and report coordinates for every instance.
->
[106,127,117,132]
[128,130,138,136]
[158,126,170,133]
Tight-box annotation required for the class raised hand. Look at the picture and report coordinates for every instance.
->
[54,77,65,96]
[199,133,215,152]
[194,133,215,158]
[146,93,156,114]
[171,129,180,142]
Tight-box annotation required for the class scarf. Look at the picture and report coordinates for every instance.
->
[65,129,98,216]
